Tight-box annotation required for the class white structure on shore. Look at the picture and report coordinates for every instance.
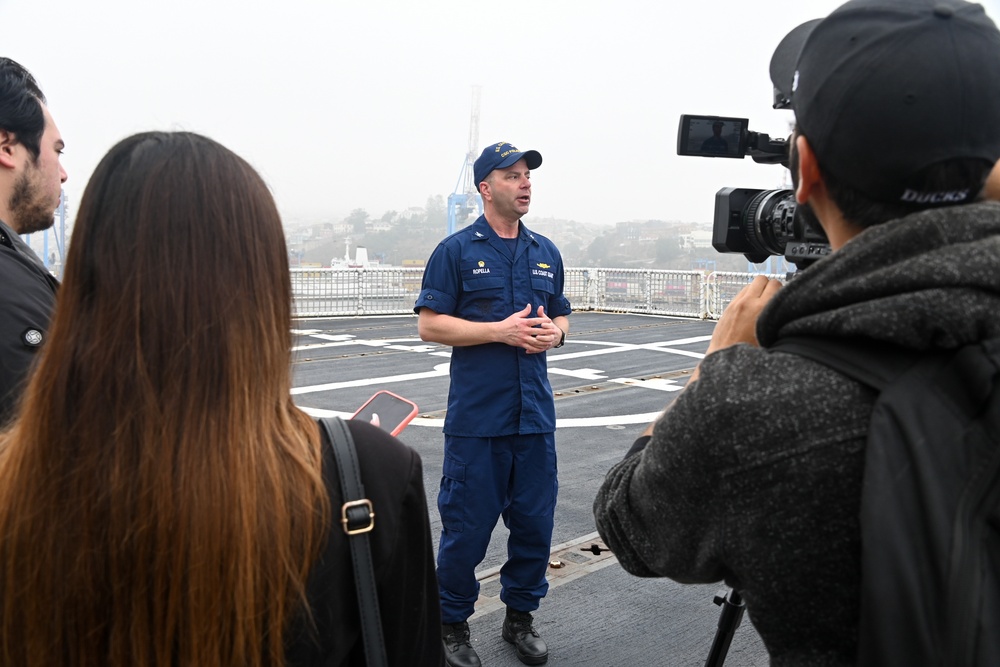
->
[331,239,377,269]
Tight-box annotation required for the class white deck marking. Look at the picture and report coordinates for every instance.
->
[297,406,664,429]
[293,333,706,427]
[548,337,709,361]
[291,362,451,395]
[549,367,607,380]
[609,377,684,391]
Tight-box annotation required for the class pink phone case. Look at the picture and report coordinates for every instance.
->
[350,390,418,436]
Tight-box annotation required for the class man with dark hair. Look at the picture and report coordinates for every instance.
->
[594,0,1000,664]
[415,141,570,666]
[0,58,67,422]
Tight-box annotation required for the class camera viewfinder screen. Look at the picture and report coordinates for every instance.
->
[677,115,747,158]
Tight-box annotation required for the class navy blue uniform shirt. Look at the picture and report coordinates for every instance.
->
[414,216,571,437]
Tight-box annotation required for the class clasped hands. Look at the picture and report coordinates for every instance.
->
[500,304,562,354]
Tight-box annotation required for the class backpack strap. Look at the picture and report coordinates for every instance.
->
[769,336,923,390]
[319,417,388,667]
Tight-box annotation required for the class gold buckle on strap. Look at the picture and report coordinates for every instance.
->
[341,498,375,535]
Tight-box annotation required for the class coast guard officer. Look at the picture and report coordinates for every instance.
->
[415,141,571,666]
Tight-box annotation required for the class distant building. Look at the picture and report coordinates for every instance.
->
[681,230,714,249]
[617,223,640,240]
[398,207,426,221]
[286,229,313,246]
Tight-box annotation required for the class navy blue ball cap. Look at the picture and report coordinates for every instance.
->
[474,142,542,189]
[769,0,1000,204]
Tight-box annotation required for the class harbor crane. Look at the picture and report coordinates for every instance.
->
[446,86,484,236]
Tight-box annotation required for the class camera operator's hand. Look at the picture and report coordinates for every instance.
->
[676,275,782,394]
[642,276,783,438]
[706,275,782,355]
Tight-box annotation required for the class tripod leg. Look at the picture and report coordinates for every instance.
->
[705,589,745,667]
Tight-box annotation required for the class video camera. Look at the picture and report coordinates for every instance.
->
[676,114,830,268]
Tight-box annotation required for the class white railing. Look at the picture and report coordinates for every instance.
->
[291,267,424,318]
[291,267,783,320]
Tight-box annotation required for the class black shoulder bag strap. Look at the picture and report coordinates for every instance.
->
[319,417,388,667]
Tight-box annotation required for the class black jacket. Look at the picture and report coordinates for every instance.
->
[0,220,58,425]
[286,419,443,666]
[594,202,1000,666]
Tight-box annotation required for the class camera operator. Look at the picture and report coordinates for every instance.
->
[593,0,1000,664]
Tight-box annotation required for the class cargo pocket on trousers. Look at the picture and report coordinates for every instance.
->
[439,455,466,532]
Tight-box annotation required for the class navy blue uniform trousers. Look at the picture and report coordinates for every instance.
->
[437,432,558,623]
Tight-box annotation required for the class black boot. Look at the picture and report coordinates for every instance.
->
[502,608,548,665]
[442,621,481,667]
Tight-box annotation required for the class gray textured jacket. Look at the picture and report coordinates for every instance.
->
[594,201,1000,666]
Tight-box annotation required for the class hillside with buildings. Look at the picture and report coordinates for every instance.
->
[284,199,753,273]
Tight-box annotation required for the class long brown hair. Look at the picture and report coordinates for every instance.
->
[0,132,329,666]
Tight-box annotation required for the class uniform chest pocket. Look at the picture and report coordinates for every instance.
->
[458,260,506,320]
[528,259,557,295]
[461,260,505,293]
[462,275,504,292]
[531,276,556,294]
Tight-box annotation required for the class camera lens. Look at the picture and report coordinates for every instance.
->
[743,189,797,258]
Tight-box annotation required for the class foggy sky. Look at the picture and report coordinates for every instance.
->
[7,0,992,228]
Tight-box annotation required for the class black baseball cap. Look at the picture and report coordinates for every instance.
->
[473,142,542,189]
[769,0,1000,204]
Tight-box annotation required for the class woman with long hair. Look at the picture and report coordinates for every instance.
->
[0,131,441,666]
